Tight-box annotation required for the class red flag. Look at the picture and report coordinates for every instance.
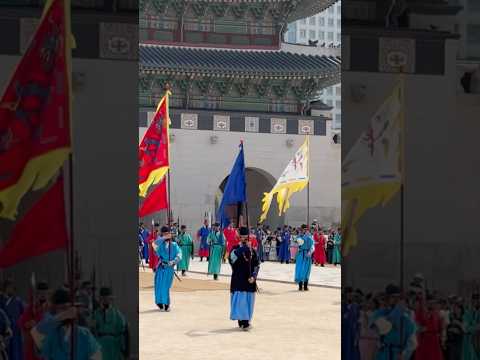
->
[0,0,71,267]
[0,177,68,267]
[139,178,168,217]
[138,92,170,197]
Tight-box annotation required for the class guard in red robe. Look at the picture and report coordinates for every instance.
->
[148,224,160,271]
[414,295,444,360]
[17,282,49,360]
[224,224,240,257]
[313,229,327,266]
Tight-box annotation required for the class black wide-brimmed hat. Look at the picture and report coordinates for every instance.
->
[99,287,113,297]
[36,282,49,291]
[239,227,249,236]
[161,226,170,234]
[51,288,70,305]
[385,284,401,296]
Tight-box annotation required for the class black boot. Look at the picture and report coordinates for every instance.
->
[157,303,164,310]
[238,320,242,328]
[243,321,250,330]
[299,282,303,291]
[200,257,203,262]
[304,281,309,291]
[164,304,170,312]
[214,274,218,280]
[182,270,186,276]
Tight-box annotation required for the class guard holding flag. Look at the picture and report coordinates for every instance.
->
[229,226,260,331]
[153,226,182,312]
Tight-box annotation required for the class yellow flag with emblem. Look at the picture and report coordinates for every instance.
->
[341,80,404,255]
[259,136,309,223]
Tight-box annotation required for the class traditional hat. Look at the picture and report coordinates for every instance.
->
[385,284,401,296]
[51,288,70,305]
[213,222,220,227]
[301,224,308,230]
[36,282,49,291]
[99,287,113,297]
[239,226,249,236]
[161,226,170,234]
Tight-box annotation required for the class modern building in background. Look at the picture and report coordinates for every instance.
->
[285,1,341,130]
[139,0,341,233]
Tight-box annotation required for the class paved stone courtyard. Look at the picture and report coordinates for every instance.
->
[139,261,340,360]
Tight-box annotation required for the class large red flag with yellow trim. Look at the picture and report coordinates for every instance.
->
[0,0,71,266]
[138,92,170,197]
[138,177,168,217]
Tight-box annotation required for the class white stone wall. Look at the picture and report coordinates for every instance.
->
[139,127,341,231]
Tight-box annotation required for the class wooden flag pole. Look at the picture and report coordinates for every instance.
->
[306,135,310,226]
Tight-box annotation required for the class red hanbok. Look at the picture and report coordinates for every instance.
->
[414,302,444,360]
[313,232,327,265]
[224,227,239,254]
[249,234,258,250]
[148,230,159,271]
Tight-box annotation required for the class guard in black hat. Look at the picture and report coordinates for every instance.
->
[228,226,260,331]
[153,225,182,312]
[31,288,101,359]
[207,222,225,281]
[294,224,314,291]
[93,286,129,359]
[370,284,416,360]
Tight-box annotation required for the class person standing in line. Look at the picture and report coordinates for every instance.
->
[332,228,342,266]
[278,225,291,264]
[229,226,260,331]
[313,226,327,267]
[207,223,225,281]
[153,226,182,312]
[177,225,194,276]
[223,222,239,263]
[1,280,24,360]
[148,223,160,271]
[294,224,314,291]
[197,219,211,262]
[254,224,265,262]
[326,229,335,264]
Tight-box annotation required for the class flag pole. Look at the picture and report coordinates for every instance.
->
[306,135,310,226]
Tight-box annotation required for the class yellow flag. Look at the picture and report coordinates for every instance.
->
[342,80,404,255]
[259,136,309,223]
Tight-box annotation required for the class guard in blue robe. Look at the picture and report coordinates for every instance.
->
[342,288,361,360]
[197,220,211,261]
[229,227,260,331]
[31,288,101,360]
[153,226,182,312]
[1,280,24,360]
[139,223,150,263]
[294,225,315,291]
[370,284,417,360]
[278,226,291,263]
[254,224,265,262]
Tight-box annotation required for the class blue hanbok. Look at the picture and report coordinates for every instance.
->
[278,231,291,262]
[342,302,360,360]
[140,228,150,262]
[153,237,182,305]
[294,234,314,283]
[371,306,417,360]
[32,312,101,360]
[2,296,24,360]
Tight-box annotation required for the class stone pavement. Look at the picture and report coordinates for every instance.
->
[139,272,340,360]
[141,258,341,288]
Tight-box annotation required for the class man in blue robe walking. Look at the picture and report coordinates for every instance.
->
[294,224,314,291]
[229,226,260,331]
[153,226,182,312]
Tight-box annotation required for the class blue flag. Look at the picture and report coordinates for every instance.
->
[217,143,246,228]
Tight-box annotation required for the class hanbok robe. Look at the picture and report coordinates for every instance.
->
[332,232,342,264]
[414,303,443,360]
[462,309,479,360]
[0,308,11,360]
[224,228,239,255]
[229,244,260,321]
[278,231,291,262]
[31,312,101,360]
[359,310,378,360]
[140,228,150,262]
[2,296,24,360]
[177,233,193,271]
[313,232,327,265]
[294,234,314,283]
[290,238,298,261]
[445,315,464,360]
[18,302,48,360]
[342,302,360,360]
[94,306,127,360]
[148,230,159,271]
[153,238,182,305]
[254,228,265,261]
[197,226,210,257]
[207,231,225,276]
[371,305,417,360]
